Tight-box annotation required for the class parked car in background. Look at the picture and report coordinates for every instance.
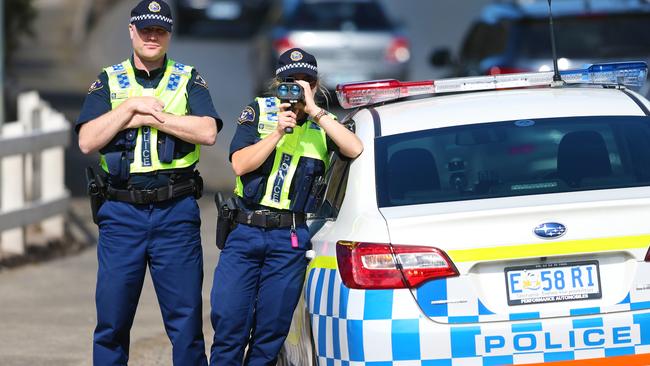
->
[175,0,272,38]
[251,0,410,95]
[431,0,650,78]
[276,62,650,365]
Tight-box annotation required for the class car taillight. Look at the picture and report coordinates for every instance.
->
[487,66,530,75]
[273,37,294,55]
[645,247,650,261]
[336,241,458,289]
[385,37,410,63]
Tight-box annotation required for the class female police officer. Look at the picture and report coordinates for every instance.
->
[209,48,363,365]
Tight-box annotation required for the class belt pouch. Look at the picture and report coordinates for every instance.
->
[104,151,130,184]
[241,173,267,203]
[159,133,176,163]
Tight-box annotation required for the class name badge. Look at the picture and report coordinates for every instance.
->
[110,90,129,100]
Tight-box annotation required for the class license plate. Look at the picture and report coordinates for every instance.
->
[206,2,241,20]
[505,260,601,306]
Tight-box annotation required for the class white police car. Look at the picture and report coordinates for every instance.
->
[278,62,650,366]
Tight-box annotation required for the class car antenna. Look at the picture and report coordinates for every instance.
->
[547,0,565,86]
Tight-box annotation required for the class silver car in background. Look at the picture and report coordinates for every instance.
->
[251,0,410,95]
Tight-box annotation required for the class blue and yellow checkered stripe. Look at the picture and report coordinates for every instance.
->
[167,73,181,91]
[111,63,125,72]
[117,73,130,89]
[305,265,650,365]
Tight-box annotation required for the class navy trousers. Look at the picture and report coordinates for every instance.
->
[93,196,207,366]
[209,223,310,366]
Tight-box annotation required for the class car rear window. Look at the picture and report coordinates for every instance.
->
[375,116,650,207]
[518,13,650,59]
[285,1,393,31]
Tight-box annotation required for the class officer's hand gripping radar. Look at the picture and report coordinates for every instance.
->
[276,81,304,134]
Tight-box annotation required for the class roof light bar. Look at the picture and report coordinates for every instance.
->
[336,61,648,109]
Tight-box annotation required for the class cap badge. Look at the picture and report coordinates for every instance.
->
[148,1,161,12]
[290,51,303,62]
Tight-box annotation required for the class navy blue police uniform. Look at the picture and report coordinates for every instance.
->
[76,1,222,365]
[210,48,335,366]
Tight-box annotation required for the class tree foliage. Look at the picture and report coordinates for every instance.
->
[5,0,37,65]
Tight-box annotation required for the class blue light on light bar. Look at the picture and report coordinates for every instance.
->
[561,61,648,88]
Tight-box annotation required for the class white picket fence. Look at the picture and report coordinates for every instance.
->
[0,91,70,257]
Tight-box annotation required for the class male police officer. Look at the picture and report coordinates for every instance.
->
[76,1,222,365]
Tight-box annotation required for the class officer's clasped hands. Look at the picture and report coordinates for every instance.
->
[123,97,166,129]
[129,96,165,114]
[125,113,161,129]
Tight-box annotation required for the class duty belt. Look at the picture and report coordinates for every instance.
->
[234,210,305,228]
[105,177,202,204]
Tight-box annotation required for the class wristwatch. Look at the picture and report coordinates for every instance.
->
[314,108,327,123]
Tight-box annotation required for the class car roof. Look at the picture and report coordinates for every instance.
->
[370,87,648,137]
[480,0,650,24]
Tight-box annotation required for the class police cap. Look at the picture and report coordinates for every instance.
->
[276,48,318,81]
[130,0,173,32]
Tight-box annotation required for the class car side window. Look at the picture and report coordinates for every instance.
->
[313,115,356,219]
[316,151,350,219]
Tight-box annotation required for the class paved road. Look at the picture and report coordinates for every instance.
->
[0,198,219,366]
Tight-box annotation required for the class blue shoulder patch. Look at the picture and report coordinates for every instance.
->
[238,106,256,125]
[194,74,208,89]
[88,79,103,94]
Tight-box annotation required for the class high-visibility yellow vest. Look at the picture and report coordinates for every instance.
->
[100,58,200,174]
[235,97,331,211]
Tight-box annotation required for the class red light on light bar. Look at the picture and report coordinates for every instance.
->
[336,79,434,109]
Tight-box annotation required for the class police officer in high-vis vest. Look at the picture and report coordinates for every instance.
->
[76,1,222,365]
[209,48,363,365]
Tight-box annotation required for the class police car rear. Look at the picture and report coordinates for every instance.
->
[279,62,650,366]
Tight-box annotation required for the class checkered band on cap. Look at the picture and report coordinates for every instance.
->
[275,62,318,75]
[130,13,173,25]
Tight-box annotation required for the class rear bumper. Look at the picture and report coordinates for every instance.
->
[306,267,650,365]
